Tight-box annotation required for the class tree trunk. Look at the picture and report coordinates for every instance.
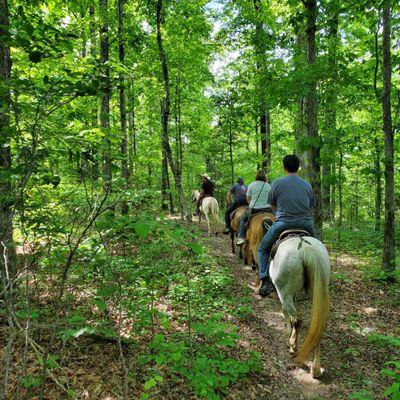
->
[331,162,336,222]
[373,137,382,232]
[147,162,152,187]
[229,119,234,184]
[293,30,308,174]
[255,116,260,169]
[99,0,111,187]
[81,8,87,57]
[322,1,339,223]
[161,151,169,211]
[174,74,183,177]
[304,0,322,238]
[321,164,331,220]
[118,0,129,215]
[381,0,395,272]
[89,5,99,181]
[253,0,271,177]
[167,169,173,213]
[128,79,136,175]
[338,150,343,227]
[260,110,271,175]
[354,178,359,226]
[0,0,16,281]
[156,0,188,220]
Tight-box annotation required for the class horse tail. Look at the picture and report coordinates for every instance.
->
[212,199,219,224]
[295,243,330,364]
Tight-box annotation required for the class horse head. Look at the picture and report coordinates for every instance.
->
[191,190,199,203]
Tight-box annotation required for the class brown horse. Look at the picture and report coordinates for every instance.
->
[243,211,275,285]
[229,206,247,258]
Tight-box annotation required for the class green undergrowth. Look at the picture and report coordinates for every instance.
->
[324,223,400,282]
[20,213,261,399]
[350,333,400,400]
[325,224,400,399]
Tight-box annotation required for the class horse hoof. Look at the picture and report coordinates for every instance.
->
[310,367,322,379]
[292,358,308,370]
[287,362,297,371]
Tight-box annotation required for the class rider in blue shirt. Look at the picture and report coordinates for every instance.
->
[223,178,248,234]
[258,155,318,297]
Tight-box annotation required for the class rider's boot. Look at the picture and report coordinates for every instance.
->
[259,276,275,297]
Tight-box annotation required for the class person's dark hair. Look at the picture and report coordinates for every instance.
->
[255,169,267,182]
[237,177,244,185]
[283,155,300,173]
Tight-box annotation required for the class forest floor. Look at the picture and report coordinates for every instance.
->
[1,217,399,400]
[191,219,399,400]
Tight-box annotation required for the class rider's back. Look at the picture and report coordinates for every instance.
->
[269,175,314,222]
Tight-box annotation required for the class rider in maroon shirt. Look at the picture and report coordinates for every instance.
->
[193,173,215,216]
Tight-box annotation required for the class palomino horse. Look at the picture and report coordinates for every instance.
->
[243,211,275,274]
[191,190,219,236]
[229,206,247,258]
[270,236,330,378]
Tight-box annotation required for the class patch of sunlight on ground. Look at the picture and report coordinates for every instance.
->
[363,307,379,315]
[290,364,333,399]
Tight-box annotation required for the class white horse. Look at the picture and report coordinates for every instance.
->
[270,236,330,378]
[191,190,219,236]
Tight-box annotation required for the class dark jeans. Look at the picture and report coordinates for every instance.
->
[225,200,247,229]
[257,219,317,279]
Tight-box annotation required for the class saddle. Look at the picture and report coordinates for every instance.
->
[270,229,311,260]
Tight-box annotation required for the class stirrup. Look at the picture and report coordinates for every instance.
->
[236,237,245,245]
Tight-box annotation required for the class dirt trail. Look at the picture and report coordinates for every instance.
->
[195,221,399,400]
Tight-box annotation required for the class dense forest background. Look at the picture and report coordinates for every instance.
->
[0,0,399,399]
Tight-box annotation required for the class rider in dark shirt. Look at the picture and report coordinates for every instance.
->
[223,177,248,234]
[193,173,215,216]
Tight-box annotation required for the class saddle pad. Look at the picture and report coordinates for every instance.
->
[270,230,311,261]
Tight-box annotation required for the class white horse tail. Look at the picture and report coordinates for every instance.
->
[212,200,219,223]
[295,243,330,364]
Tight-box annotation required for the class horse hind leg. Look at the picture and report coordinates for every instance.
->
[206,215,211,236]
[230,230,235,254]
[277,290,301,355]
[213,211,219,236]
[310,344,322,378]
[289,315,302,355]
